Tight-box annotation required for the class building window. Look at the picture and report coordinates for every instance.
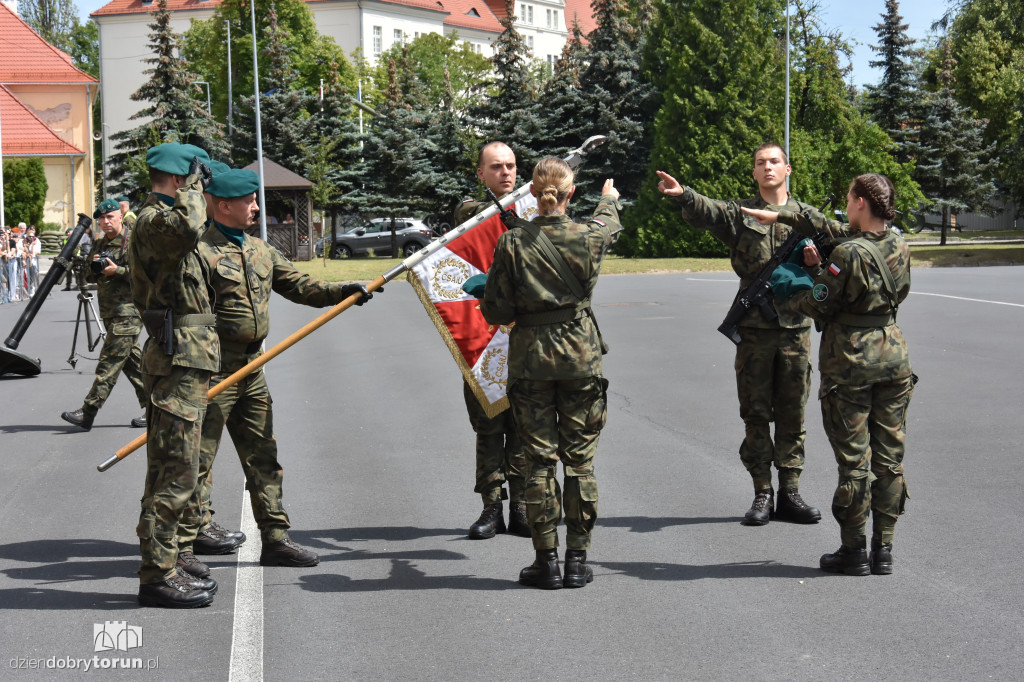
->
[394,29,403,46]
[527,35,533,51]
[547,54,556,69]
[520,4,533,24]
[373,26,382,55]
[546,9,552,27]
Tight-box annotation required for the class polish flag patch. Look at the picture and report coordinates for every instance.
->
[828,263,841,276]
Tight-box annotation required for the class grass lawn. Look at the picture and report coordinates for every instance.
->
[295,239,1024,282]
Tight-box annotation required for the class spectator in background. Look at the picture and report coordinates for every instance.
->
[1,228,10,303]
[25,225,41,297]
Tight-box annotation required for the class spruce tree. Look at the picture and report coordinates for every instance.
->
[422,69,478,226]
[107,0,228,200]
[913,41,998,245]
[627,0,785,257]
[470,0,543,174]
[863,0,921,165]
[231,6,316,173]
[573,0,658,216]
[533,21,589,160]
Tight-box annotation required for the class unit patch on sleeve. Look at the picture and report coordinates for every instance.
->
[812,283,829,301]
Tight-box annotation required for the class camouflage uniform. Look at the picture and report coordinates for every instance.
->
[678,188,818,491]
[176,225,354,547]
[129,181,218,585]
[81,227,147,413]
[455,199,526,506]
[780,210,914,548]
[480,195,622,551]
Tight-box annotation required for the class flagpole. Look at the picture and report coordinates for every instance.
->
[250,0,267,241]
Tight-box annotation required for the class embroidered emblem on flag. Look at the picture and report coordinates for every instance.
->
[828,263,841,276]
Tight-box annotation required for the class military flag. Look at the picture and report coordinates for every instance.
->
[407,194,538,418]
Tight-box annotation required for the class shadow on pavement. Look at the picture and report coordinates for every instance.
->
[291,526,465,546]
[299,559,518,592]
[3,558,138,584]
[595,559,819,581]
[599,516,743,532]
[0,539,137,562]
[0,587,137,610]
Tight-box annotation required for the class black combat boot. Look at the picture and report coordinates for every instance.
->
[176,550,210,579]
[61,407,96,431]
[209,520,247,544]
[742,488,774,526]
[179,573,218,595]
[137,574,214,608]
[194,525,244,555]
[519,549,562,590]
[563,549,594,588]
[870,543,893,575]
[819,545,871,576]
[469,503,506,539]
[260,538,320,567]
[775,488,822,524]
[506,501,531,538]
[130,414,147,428]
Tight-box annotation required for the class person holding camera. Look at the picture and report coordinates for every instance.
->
[61,198,148,431]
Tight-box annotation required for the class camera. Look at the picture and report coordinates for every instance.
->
[90,251,116,275]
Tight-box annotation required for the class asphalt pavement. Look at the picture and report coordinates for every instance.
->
[0,266,1021,681]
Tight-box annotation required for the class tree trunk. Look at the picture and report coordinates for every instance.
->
[940,206,948,246]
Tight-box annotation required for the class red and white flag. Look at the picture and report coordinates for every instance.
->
[407,193,538,418]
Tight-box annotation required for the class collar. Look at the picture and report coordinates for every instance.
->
[214,221,247,248]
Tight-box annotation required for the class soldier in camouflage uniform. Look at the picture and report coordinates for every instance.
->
[129,142,220,608]
[453,141,530,539]
[480,157,622,589]
[656,143,823,526]
[60,198,148,431]
[744,173,914,576]
[117,196,137,231]
[174,168,372,571]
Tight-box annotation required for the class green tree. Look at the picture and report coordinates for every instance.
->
[3,158,48,227]
[107,0,228,199]
[67,18,99,78]
[628,0,786,256]
[18,0,77,52]
[183,0,356,133]
[533,21,589,160]
[231,6,316,171]
[941,0,1024,214]
[470,0,543,173]
[863,0,922,164]
[422,70,478,224]
[574,0,659,216]
[914,41,998,244]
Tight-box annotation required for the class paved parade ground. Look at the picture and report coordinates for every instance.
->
[1,266,1022,681]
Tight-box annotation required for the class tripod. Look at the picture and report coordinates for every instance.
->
[67,289,106,368]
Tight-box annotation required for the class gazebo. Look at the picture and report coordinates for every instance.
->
[243,158,314,261]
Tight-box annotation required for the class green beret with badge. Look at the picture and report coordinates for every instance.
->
[206,169,260,199]
[115,195,131,204]
[145,141,211,175]
[93,197,121,218]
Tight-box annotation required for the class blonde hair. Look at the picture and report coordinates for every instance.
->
[532,157,574,214]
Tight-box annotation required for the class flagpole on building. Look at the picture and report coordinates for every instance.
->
[250,0,267,241]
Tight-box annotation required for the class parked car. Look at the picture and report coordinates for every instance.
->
[315,218,434,258]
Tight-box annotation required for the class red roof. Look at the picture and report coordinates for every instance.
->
[441,0,503,33]
[563,0,597,35]
[0,2,98,83]
[0,85,84,155]
[92,0,452,17]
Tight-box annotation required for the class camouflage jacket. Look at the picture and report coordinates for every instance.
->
[481,195,622,381]
[85,227,139,320]
[779,210,912,385]
[678,187,818,329]
[198,225,351,373]
[128,177,219,374]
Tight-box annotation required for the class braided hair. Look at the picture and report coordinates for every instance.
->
[533,157,574,215]
[850,173,896,221]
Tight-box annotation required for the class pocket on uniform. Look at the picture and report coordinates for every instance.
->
[833,479,855,509]
[585,378,608,432]
[577,475,598,502]
[819,383,850,435]
[111,317,142,336]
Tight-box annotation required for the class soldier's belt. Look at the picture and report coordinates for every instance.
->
[173,314,217,328]
[831,312,895,327]
[516,301,590,327]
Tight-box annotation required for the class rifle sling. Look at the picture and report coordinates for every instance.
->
[512,218,594,328]
[832,237,899,328]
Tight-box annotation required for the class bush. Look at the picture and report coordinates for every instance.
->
[3,158,48,226]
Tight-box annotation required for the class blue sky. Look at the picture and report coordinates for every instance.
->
[73,0,948,89]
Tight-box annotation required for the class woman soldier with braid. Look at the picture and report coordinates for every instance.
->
[478,157,622,589]
[743,173,915,576]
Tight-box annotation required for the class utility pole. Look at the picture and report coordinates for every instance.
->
[225,20,233,138]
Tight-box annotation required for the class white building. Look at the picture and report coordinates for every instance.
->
[90,0,596,172]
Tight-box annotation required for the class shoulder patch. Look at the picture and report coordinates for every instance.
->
[461,198,474,204]
[827,262,841,276]
[590,219,607,226]
[812,283,829,301]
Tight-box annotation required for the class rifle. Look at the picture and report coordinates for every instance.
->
[716,195,837,345]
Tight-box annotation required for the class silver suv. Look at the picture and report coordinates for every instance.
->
[317,218,433,258]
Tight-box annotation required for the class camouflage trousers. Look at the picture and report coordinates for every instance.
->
[83,317,146,412]
[509,376,608,551]
[464,381,526,505]
[734,326,812,490]
[820,375,915,548]
[137,366,209,584]
[178,367,290,549]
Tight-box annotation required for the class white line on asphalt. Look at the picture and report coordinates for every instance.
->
[911,291,1024,308]
[229,488,263,682]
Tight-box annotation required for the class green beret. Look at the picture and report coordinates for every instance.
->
[115,195,130,203]
[145,142,211,175]
[206,169,260,199]
[93,198,120,218]
[207,160,231,177]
